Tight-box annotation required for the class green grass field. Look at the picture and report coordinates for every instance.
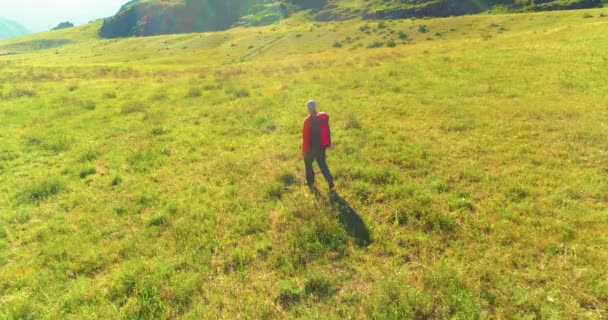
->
[1,8,608,319]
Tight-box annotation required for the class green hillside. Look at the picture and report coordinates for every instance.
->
[1,6,608,319]
[98,0,606,38]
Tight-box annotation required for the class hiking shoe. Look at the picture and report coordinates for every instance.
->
[329,182,335,190]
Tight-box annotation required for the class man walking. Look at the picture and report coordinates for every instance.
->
[302,100,334,190]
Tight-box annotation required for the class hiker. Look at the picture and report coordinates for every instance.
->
[302,100,334,190]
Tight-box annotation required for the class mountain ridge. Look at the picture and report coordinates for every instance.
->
[99,0,606,38]
[0,18,30,40]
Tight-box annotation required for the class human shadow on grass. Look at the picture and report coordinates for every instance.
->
[309,186,371,247]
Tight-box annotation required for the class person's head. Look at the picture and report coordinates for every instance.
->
[307,100,317,113]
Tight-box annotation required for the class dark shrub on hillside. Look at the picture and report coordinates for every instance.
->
[367,41,384,48]
[17,178,66,204]
[79,166,96,179]
[233,88,250,98]
[51,22,74,31]
[277,172,297,187]
[8,88,36,98]
[121,101,147,114]
[276,280,302,308]
[83,100,96,110]
[103,91,117,99]
[304,274,334,299]
[187,88,202,98]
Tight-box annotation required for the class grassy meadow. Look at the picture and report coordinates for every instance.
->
[1,8,608,319]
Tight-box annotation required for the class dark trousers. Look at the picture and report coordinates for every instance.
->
[304,147,334,187]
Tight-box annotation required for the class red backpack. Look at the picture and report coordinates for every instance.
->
[309,112,331,148]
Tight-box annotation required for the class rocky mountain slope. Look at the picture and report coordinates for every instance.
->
[99,0,606,38]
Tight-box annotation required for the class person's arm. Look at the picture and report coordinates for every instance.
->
[302,118,311,157]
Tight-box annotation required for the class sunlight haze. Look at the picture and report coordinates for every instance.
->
[0,0,126,32]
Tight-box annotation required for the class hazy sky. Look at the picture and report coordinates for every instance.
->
[0,0,127,32]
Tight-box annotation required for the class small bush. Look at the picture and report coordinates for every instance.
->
[377,22,387,29]
[80,148,99,162]
[418,25,429,33]
[277,172,297,187]
[387,40,397,48]
[224,247,254,273]
[431,180,450,193]
[448,194,475,212]
[398,31,408,40]
[9,209,31,224]
[367,41,384,48]
[233,89,250,98]
[443,119,476,132]
[392,188,434,226]
[18,177,65,204]
[82,100,96,110]
[359,25,371,32]
[131,281,165,319]
[600,12,607,17]
[103,91,117,99]
[149,92,167,101]
[583,13,594,18]
[44,134,74,153]
[114,206,127,216]
[276,280,302,308]
[343,167,395,185]
[8,88,36,98]
[121,101,147,115]
[332,41,343,48]
[129,148,162,173]
[505,185,529,202]
[423,264,480,318]
[265,183,283,200]
[344,114,362,129]
[436,214,458,233]
[79,166,96,179]
[137,192,158,208]
[187,88,201,98]
[366,278,433,319]
[151,128,169,136]
[304,274,334,299]
[293,217,348,257]
[68,84,78,91]
[203,83,220,91]
[111,174,123,186]
[148,214,167,227]
[352,181,373,203]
